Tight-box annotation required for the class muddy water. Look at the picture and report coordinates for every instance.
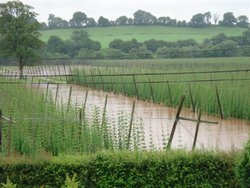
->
[38,83,249,151]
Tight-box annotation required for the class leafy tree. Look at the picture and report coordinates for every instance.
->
[48,14,68,29]
[39,22,47,30]
[69,11,87,27]
[86,17,96,27]
[109,39,124,50]
[129,47,153,59]
[65,30,101,57]
[98,48,125,59]
[237,15,249,28]
[219,12,237,27]
[204,11,212,25]
[157,16,171,25]
[47,35,66,53]
[98,16,110,26]
[115,16,128,25]
[0,0,43,78]
[190,13,206,27]
[127,18,134,25]
[133,10,157,25]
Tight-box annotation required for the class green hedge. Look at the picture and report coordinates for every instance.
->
[0,151,239,187]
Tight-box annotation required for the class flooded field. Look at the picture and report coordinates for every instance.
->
[37,83,250,151]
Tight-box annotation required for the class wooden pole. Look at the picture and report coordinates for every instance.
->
[127,101,136,150]
[98,66,105,90]
[55,83,59,103]
[0,109,2,151]
[167,95,185,149]
[133,75,139,100]
[149,78,154,102]
[167,81,173,106]
[215,85,224,119]
[188,84,195,112]
[82,90,89,118]
[67,85,73,112]
[192,109,202,150]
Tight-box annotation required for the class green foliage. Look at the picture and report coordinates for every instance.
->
[0,1,43,77]
[63,173,79,188]
[1,177,16,188]
[0,151,239,187]
[235,140,250,187]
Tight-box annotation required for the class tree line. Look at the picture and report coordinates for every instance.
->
[40,10,249,30]
[45,29,250,59]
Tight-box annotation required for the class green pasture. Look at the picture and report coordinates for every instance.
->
[40,26,247,48]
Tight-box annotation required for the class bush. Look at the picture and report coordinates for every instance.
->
[235,140,250,187]
[0,151,239,187]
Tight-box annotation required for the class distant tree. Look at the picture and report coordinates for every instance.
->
[157,16,171,25]
[47,36,66,53]
[204,11,212,25]
[39,22,48,30]
[237,15,249,28]
[109,39,124,51]
[116,16,128,25]
[69,11,87,27]
[0,1,43,78]
[127,18,134,25]
[98,16,110,26]
[211,40,238,57]
[48,14,68,28]
[86,18,96,27]
[99,48,125,59]
[129,47,153,59]
[220,12,237,27]
[190,13,206,27]
[133,10,157,25]
[213,14,220,24]
[144,39,160,52]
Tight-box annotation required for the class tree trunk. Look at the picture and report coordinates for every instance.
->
[18,59,24,79]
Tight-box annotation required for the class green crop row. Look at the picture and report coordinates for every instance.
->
[68,58,250,120]
[0,78,145,156]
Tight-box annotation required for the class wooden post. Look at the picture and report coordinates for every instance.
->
[101,94,108,129]
[82,69,87,86]
[82,90,89,118]
[55,83,59,103]
[120,76,126,95]
[215,85,224,119]
[167,95,185,149]
[0,109,2,150]
[167,81,173,106]
[188,84,195,112]
[90,70,96,89]
[67,85,73,112]
[127,101,136,150]
[149,78,154,102]
[192,109,202,150]
[133,75,139,100]
[45,82,50,101]
[7,116,12,157]
[98,67,104,90]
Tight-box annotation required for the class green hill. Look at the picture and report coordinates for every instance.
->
[40,26,247,48]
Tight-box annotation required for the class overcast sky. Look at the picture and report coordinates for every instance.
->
[2,0,250,23]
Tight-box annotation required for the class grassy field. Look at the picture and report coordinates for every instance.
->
[68,57,250,120]
[40,26,247,48]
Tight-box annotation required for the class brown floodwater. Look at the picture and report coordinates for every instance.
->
[35,83,249,151]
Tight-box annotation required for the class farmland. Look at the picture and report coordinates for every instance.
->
[68,56,250,120]
[40,26,247,48]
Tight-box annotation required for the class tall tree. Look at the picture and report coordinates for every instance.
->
[98,16,110,26]
[115,16,128,25]
[204,12,212,25]
[237,15,249,28]
[190,13,206,27]
[0,1,43,78]
[133,10,157,25]
[220,12,237,27]
[48,14,68,29]
[69,11,87,27]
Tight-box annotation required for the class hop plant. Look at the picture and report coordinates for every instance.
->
[1,177,17,188]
